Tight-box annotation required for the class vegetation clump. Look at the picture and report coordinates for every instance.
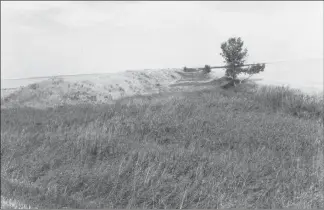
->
[203,65,211,74]
[220,37,265,87]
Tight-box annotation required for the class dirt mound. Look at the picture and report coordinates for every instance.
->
[1,69,182,109]
[1,88,17,99]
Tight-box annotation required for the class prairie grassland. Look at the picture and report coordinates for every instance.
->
[1,83,323,209]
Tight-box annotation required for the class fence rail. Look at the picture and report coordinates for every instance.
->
[187,57,323,70]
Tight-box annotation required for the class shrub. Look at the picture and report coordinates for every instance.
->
[29,83,39,90]
[203,65,211,74]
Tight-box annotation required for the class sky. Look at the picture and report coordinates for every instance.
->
[1,1,323,79]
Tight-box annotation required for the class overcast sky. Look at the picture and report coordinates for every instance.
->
[1,1,323,79]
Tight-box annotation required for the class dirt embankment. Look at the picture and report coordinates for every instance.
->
[1,69,185,109]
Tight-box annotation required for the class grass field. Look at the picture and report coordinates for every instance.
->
[1,80,323,208]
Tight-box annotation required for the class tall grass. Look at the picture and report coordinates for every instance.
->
[1,84,323,209]
[253,85,323,121]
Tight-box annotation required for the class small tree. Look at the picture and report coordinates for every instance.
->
[203,65,211,74]
[220,37,265,84]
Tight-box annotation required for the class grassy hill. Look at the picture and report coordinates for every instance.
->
[1,70,323,209]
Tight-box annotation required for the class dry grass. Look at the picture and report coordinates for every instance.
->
[1,196,35,209]
[253,85,323,121]
[1,69,182,109]
[1,84,323,209]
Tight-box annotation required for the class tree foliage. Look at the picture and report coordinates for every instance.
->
[220,37,265,82]
[203,65,211,74]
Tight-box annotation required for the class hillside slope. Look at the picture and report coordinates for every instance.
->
[1,69,187,109]
[1,82,323,209]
